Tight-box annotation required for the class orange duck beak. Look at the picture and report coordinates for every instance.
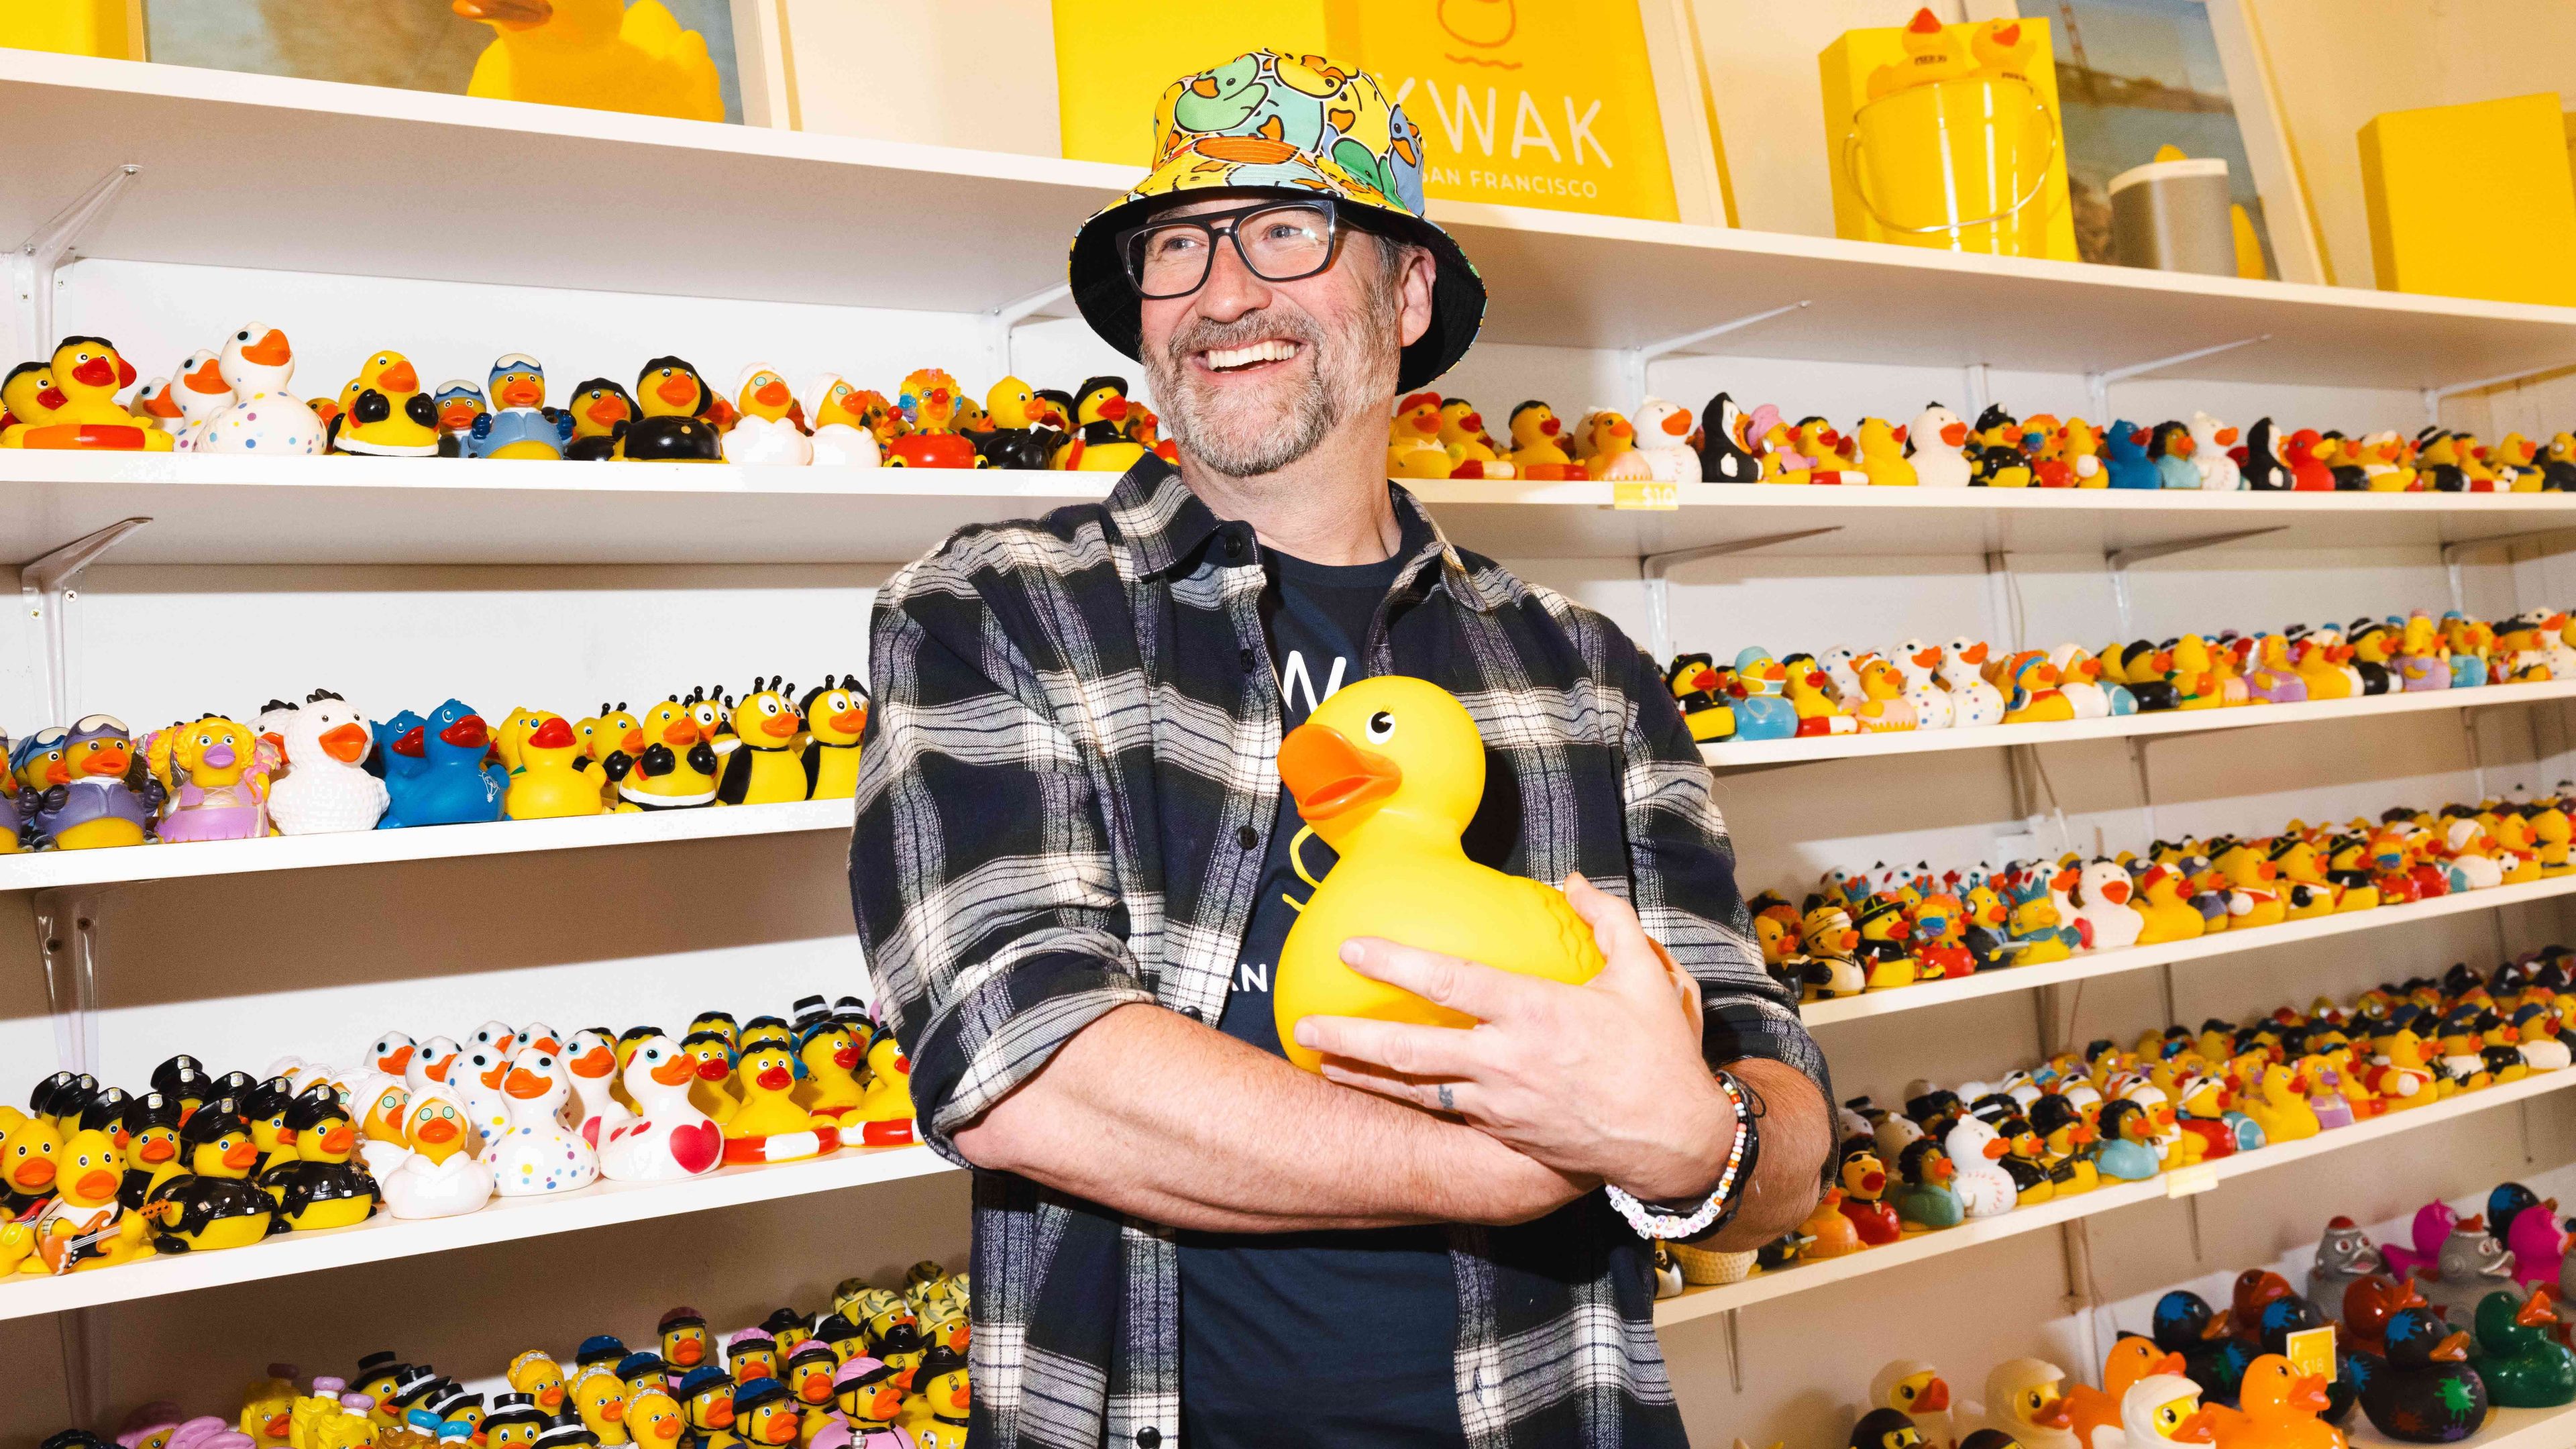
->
[1278,724,1400,822]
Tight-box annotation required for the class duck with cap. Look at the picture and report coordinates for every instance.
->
[433,380,490,449]
[30,713,163,849]
[661,1309,714,1375]
[144,1095,274,1252]
[731,1379,799,1449]
[1,336,171,449]
[1982,1358,2076,1449]
[618,1354,671,1401]
[262,1083,381,1232]
[462,353,572,460]
[381,1088,490,1219]
[675,1367,742,1449]
[509,1352,572,1418]
[198,324,327,455]
[482,1395,548,1449]
[1868,1361,1955,1449]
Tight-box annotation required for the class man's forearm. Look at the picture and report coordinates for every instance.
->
[1698,1057,1832,1250]
[952,1002,1595,1232]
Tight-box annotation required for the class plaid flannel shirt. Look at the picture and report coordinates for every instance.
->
[851,459,1829,1449]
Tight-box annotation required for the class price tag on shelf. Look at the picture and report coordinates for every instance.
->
[1612,481,1678,511]
[2286,1326,2339,1383]
[2163,1163,2218,1198]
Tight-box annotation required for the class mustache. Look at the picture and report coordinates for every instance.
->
[1163,307,1326,367]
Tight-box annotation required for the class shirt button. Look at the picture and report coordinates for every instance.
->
[1237,824,1259,850]
[1180,1006,1203,1023]
[1223,533,1245,559]
[1239,647,1256,673]
[1136,1430,1161,1449]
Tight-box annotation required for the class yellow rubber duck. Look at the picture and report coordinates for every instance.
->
[331,350,440,457]
[716,678,809,806]
[856,1031,916,1146]
[1387,390,1452,478]
[1969,17,2038,83]
[16,1128,153,1273]
[792,1020,867,1123]
[239,1370,299,1448]
[1435,398,1513,479]
[564,378,635,460]
[454,0,723,121]
[722,1043,838,1164]
[1270,676,1605,1072]
[1781,653,1859,737]
[506,711,608,819]
[2132,863,2206,945]
[1046,378,1146,472]
[610,695,721,810]
[797,676,867,800]
[0,337,171,450]
[1868,8,1970,100]
[570,1369,631,1446]
[2243,1061,2319,1143]
[678,1031,741,1123]
[1506,400,1581,479]
[1855,417,1917,486]
[0,361,58,433]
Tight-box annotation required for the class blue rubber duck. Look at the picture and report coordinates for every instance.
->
[1727,646,1801,741]
[2149,421,2201,490]
[466,354,574,460]
[378,699,504,828]
[2153,1289,2252,1407]
[374,710,429,784]
[2104,421,2160,489]
[2094,1099,2163,1182]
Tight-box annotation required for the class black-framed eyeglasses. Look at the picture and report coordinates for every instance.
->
[1115,198,1347,299]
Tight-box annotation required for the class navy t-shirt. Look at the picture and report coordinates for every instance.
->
[1177,547,1466,1448]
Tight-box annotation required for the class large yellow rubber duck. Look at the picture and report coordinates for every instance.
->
[454,0,724,122]
[1271,676,1604,1073]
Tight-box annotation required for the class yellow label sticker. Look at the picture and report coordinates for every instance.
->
[2286,1326,2339,1383]
[2163,1163,2218,1198]
[1613,481,1679,512]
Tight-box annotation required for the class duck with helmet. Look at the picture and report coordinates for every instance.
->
[144,1095,274,1252]
[617,357,722,462]
[27,712,164,849]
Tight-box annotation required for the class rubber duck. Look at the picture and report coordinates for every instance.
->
[29,713,161,849]
[2242,634,2308,704]
[2178,412,2241,489]
[2343,1275,2430,1361]
[1848,654,1919,733]
[378,1088,490,1220]
[1,336,170,450]
[604,694,722,810]
[790,1019,867,1126]
[1577,409,1654,480]
[905,1346,968,1447]
[327,350,440,457]
[2132,864,2207,945]
[1834,1146,1902,1244]
[2416,1215,2522,1325]
[722,1042,839,1165]
[2504,1201,2567,1291]
[2027,1094,2100,1196]
[2147,421,2200,489]
[498,711,604,820]
[619,357,722,462]
[1941,1116,2017,1219]
[1895,404,1968,488]
[2102,421,2159,488]
[115,1092,184,1210]
[0,360,60,437]
[2471,1287,2575,1406]
[197,325,328,456]
[1268,676,1607,1071]
[2355,1306,2485,1441]
[720,366,812,466]
[2239,1062,2319,1145]
[1505,400,1581,479]
[555,1027,631,1144]
[1780,653,1860,736]
[489,1047,599,1195]
[435,378,490,448]
[777,675,867,800]
[833,1359,905,1442]
[2092,1099,2160,1181]
[1970,15,2039,80]
[378,699,504,827]
[457,353,568,460]
[145,714,270,841]
[1847,1410,1923,1449]
[1868,1362,1955,1448]
[855,1030,915,1147]
[2207,1354,2341,1449]
[1693,392,1762,483]
[1880,1136,1958,1231]
[658,1310,715,1381]
[2067,1342,2186,1449]
[2068,857,2145,949]
[259,1085,380,1233]
[551,377,634,461]
[1929,639,2002,727]
[348,1074,414,1177]
[1837,415,1916,487]
[2153,1291,2249,1407]
[1040,374,1139,472]
[2002,869,2082,963]
[1725,649,1799,739]
[1982,1359,2076,1449]
[1868,7,1969,99]
[17,1127,152,1273]
[455,0,724,121]
[711,678,806,805]
[144,1097,274,1252]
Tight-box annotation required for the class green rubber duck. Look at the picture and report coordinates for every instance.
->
[2473,1287,2576,1407]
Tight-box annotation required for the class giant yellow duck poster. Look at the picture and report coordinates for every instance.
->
[130,0,741,124]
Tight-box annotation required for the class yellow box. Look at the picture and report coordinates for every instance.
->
[0,0,140,60]
[1818,17,2076,260]
[1051,0,1680,221]
[2359,93,2576,307]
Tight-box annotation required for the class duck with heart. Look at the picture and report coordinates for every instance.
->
[598,1034,723,1181]
[489,1046,599,1195]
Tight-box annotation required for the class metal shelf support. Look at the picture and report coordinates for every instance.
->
[986,281,1073,383]
[34,889,105,1077]
[2422,360,2576,429]
[1618,300,1810,407]
[20,517,151,727]
[2084,334,2270,419]
[2106,527,2288,639]
[8,163,141,366]
[1638,527,1843,662]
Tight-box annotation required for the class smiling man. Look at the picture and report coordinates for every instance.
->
[852,50,1829,1449]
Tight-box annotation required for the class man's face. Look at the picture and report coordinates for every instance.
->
[1136,196,1428,479]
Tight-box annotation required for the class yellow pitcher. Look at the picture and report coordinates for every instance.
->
[1843,74,2059,256]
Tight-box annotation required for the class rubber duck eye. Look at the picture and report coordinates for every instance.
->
[1365,711,1395,743]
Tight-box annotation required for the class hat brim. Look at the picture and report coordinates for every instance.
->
[1070,184,1485,396]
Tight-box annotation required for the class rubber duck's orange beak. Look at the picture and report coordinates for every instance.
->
[11,1158,54,1189]
[453,0,553,31]
[762,713,798,739]
[1279,723,1401,822]
[80,745,130,776]
[2519,1292,2559,1327]
[223,1140,260,1171]
[664,720,702,747]
[504,1068,551,1099]
[572,1045,616,1078]
[2169,1407,2218,1444]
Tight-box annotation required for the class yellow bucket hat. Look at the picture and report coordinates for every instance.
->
[1068,50,1486,392]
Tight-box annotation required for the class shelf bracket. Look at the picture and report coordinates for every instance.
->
[60,1307,107,1430]
[1721,1307,1743,1393]
[2440,529,2576,615]
[2421,360,2576,429]
[985,281,1073,384]
[1638,526,1843,663]
[1618,299,1809,407]
[8,163,142,368]
[2083,333,2269,419]
[34,889,105,1076]
[2105,527,2286,639]
[19,517,151,727]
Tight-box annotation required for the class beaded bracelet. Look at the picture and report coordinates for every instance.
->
[1604,1067,1760,1242]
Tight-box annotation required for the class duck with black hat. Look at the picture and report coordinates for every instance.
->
[853,46,1832,1449]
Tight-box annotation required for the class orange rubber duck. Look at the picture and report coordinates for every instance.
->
[2209,1354,2345,1449]
[2068,1339,2186,1449]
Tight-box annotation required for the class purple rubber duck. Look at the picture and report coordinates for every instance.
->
[2382,1199,2460,1282]
[30,714,163,850]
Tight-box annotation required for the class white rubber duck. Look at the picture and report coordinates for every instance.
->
[558,1027,634,1142]
[1944,1116,2019,1218]
[802,373,881,468]
[453,1044,515,1168]
[347,1073,416,1179]
[358,1029,418,1080]
[2069,858,2145,951]
[2188,412,2242,490]
[197,323,327,456]
[2121,1082,2182,1165]
[167,350,233,451]
[405,1035,462,1099]
[1940,638,2007,727]
[1908,405,1974,488]
[381,1088,493,1220]
[1982,1358,2078,1449]
[2114,1373,2215,1446]
[1630,396,1703,483]
[598,1033,725,1183]
[720,364,814,466]
[1892,639,1955,729]
[468,1020,520,1059]
[2443,816,2507,890]
[490,1046,598,1197]
[268,692,388,835]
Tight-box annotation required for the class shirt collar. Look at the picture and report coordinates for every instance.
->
[1106,458,1507,614]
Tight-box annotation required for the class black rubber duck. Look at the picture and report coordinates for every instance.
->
[146,1095,274,1252]
[2151,1289,2249,1407]
[620,357,722,462]
[2354,1305,2487,1442]
[1849,1407,1925,1449]
[2243,417,2292,488]
[562,377,636,461]
[263,1084,381,1233]
[116,1090,186,1211]
[1695,392,1761,483]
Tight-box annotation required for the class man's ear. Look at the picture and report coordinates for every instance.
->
[1398,244,1437,350]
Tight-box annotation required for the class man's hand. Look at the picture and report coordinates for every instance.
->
[1294,873,1738,1203]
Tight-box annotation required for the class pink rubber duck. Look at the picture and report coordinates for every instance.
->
[2381,1199,2458,1281]
[2507,1205,2569,1291]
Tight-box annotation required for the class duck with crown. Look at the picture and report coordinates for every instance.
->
[851,46,1831,1449]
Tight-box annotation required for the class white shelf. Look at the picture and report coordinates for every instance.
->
[1704,679,2576,769]
[2350,1403,2576,1449]
[11,52,2576,388]
[0,1142,949,1321]
[1801,871,2576,1028]
[1653,1062,2576,1327]
[0,798,853,894]
[11,455,2576,567]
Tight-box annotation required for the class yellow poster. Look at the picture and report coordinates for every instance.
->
[1053,0,1680,221]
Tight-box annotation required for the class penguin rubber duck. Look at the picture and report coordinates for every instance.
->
[1694,391,1761,483]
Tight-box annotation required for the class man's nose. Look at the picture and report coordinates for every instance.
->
[1191,232,1274,323]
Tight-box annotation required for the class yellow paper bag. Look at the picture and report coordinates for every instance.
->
[2360,93,2576,307]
